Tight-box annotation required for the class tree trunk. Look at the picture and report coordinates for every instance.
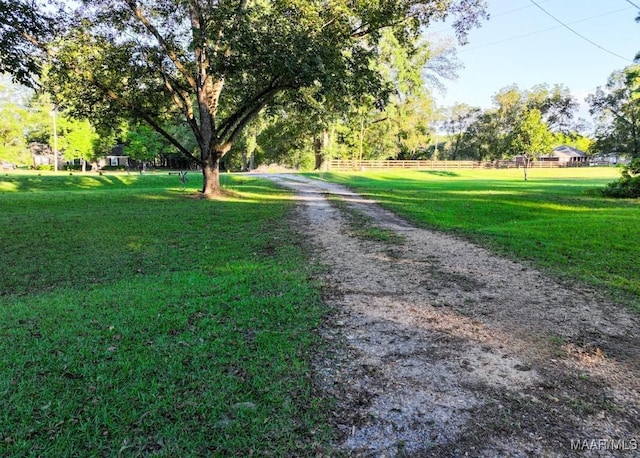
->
[200,140,232,197]
[202,155,222,197]
[241,149,248,172]
[313,135,322,170]
[359,117,365,163]
[316,129,329,171]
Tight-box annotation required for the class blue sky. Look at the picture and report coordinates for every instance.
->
[433,0,639,113]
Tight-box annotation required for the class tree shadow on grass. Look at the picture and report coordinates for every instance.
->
[420,170,459,177]
[0,175,293,296]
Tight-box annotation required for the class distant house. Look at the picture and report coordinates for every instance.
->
[545,145,588,165]
[96,144,130,169]
[30,142,65,169]
[106,144,129,167]
[591,153,629,166]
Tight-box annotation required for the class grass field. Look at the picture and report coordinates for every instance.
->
[313,167,640,312]
[2,166,637,455]
[0,172,330,456]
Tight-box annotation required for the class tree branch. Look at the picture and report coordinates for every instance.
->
[159,71,203,146]
[123,0,197,90]
[600,102,635,128]
[217,79,286,140]
[83,70,201,164]
[226,98,270,144]
[350,13,417,38]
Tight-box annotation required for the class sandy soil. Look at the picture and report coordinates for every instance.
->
[265,174,640,458]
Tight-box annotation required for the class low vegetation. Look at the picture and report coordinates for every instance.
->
[314,167,640,311]
[0,172,330,456]
[601,159,640,198]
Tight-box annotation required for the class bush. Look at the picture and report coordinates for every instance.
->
[296,151,316,171]
[602,159,640,198]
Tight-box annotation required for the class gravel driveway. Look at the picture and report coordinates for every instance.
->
[265,174,640,458]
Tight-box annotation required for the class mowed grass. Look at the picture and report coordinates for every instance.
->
[313,167,640,312]
[0,172,330,456]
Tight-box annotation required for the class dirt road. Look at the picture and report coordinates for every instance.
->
[265,174,640,457]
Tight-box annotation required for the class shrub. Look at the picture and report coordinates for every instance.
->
[602,159,640,198]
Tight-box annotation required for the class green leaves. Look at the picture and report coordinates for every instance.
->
[0,103,29,164]
[0,0,54,87]
[511,108,554,163]
[40,0,487,192]
[588,65,640,159]
[444,84,581,162]
[126,123,170,161]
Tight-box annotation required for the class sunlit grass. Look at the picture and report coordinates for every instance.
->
[0,172,331,456]
[313,168,639,312]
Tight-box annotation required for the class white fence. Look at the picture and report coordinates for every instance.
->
[326,159,588,171]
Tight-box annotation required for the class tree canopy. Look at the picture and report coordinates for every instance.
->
[588,65,640,159]
[438,84,580,167]
[39,0,487,196]
[0,0,53,87]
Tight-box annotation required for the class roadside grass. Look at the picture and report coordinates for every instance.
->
[0,172,331,456]
[312,168,640,312]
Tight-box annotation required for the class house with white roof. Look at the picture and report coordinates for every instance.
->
[539,145,588,165]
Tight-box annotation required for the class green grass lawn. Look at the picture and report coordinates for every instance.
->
[0,172,330,456]
[313,167,640,312]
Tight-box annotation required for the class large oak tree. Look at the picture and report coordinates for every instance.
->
[42,0,487,196]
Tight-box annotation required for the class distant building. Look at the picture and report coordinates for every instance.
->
[30,142,65,169]
[30,142,132,171]
[590,153,629,166]
[540,145,588,165]
[99,144,130,168]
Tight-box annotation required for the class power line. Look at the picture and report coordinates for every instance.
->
[491,0,553,19]
[528,0,633,62]
[428,0,554,35]
[624,0,640,10]
[460,7,632,53]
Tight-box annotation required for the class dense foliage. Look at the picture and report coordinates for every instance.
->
[438,84,583,164]
[0,0,53,87]
[41,0,487,195]
[601,159,640,198]
[588,65,640,159]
